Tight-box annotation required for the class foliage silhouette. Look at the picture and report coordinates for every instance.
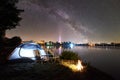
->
[60,51,79,60]
[0,0,23,31]
[0,0,23,63]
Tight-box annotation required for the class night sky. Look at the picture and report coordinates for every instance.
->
[6,0,120,43]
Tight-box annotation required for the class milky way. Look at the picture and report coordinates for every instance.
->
[28,0,91,40]
[7,0,120,43]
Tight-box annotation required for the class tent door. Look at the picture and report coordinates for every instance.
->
[34,50,41,60]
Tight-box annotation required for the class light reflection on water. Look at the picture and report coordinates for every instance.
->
[47,46,120,80]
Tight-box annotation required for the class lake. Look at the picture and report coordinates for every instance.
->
[53,46,120,80]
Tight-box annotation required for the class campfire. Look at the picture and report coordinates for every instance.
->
[61,60,84,72]
[76,60,84,71]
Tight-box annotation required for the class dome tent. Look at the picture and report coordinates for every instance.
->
[9,42,47,61]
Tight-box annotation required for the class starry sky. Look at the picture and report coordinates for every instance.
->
[6,0,120,43]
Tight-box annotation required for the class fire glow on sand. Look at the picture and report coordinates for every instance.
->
[61,60,84,72]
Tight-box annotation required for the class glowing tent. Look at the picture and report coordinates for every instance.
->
[9,42,47,61]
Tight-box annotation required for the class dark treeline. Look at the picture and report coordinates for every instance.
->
[0,0,23,63]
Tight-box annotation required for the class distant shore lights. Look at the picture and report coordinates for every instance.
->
[70,43,74,48]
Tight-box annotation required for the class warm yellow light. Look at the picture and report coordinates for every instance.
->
[88,43,95,47]
[61,60,84,72]
[77,60,84,71]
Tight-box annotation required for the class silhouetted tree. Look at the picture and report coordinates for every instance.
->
[0,0,23,38]
[0,0,23,63]
[7,36,22,47]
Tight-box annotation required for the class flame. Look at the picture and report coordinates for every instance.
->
[77,60,84,71]
[61,60,84,72]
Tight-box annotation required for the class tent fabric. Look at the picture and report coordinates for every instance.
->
[9,42,47,60]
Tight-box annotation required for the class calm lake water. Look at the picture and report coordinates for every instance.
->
[53,46,120,80]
